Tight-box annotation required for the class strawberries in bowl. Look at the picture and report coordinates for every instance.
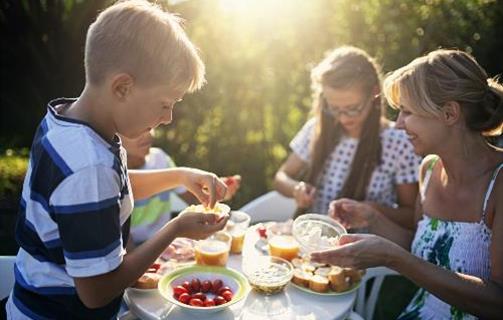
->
[158,265,250,314]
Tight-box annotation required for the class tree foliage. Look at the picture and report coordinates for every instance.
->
[1,0,502,207]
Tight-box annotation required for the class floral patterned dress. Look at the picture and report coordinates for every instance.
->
[397,157,502,320]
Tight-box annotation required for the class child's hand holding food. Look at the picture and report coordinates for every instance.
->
[180,168,227,208]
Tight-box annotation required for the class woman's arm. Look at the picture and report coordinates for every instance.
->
[312,232,503,319]
[274,153,317,209]
[273,153,307,197]
[368,182,418,230]
[391,242,503,319]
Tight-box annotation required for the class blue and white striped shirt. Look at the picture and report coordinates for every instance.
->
[6,98,133,319]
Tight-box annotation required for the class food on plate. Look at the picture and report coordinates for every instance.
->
[132,262,164,289]
[290,256,363,293]
[160,238,196,262]
[343,267,363,283]
[328,266,349,292]
[268,235,300,261]
[133,272,162,289]
[309,275,330,293]
[314,266,331,277]
[266,219,293,237]
[291,258,303,269]
[292,269,312,287]
[172,277,234,308]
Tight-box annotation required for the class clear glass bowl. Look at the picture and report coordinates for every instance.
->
[292,213,347,253]
[242,256,293,295]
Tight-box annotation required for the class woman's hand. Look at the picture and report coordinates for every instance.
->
[329,198,378,230]
[310,234,403,269]
[172,211,229,240]
[293,181,316,208]
[180,168,227,208]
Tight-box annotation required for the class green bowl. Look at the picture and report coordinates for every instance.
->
[158,265,250,314]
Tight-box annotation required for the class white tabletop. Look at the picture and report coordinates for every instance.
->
[125,226,356,320]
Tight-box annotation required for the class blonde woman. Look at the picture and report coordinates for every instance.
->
[274,46,421,229]
[312,49,503,319]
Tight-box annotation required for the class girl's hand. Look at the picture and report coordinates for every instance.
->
[293,181,316,208]
[181,168,227,208]
[310,234,402,269]
[172,211,229,240]
[222,175,241,201]
[329,198,378,230]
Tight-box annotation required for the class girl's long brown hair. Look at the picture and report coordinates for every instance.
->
[295,46,384,217]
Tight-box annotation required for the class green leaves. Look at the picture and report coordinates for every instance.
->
[1,0,502,207]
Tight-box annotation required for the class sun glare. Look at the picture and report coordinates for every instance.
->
[219,0,297,19]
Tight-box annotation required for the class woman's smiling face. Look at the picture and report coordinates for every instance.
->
[395,102,445,156]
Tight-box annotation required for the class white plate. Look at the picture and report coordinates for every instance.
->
[126,287,159,295]
[290,280,360,296]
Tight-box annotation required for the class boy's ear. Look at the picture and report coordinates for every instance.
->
[441,101,461,126]
[111,73,134,101]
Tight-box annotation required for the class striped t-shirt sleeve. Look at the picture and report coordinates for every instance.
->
[49,165,125,278]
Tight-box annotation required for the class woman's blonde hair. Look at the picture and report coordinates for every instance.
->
[85,0,205,92]
[383,49,503,141]
[295,46,383,216]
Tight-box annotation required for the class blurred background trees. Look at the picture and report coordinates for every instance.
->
[1,0,502,208]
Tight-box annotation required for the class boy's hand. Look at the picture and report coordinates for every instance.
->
[181,168,227,208]
[173,210,229,240]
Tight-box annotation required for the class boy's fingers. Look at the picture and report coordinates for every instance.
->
[199,212,219,224]
[192,189,209,208]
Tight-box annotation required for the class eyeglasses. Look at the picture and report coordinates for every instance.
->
[322,94,379,118]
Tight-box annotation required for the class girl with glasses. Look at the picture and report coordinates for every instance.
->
[274,46,421,229]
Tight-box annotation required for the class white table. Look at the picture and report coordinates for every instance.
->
[125,227,356,320]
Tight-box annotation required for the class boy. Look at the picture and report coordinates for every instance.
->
[6,1,228,319]
[120,130,242,246]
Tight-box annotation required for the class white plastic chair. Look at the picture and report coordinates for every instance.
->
[347,311,365,320]
[239,191,296,223]
[0,256,16,300]
[354,266,399,320]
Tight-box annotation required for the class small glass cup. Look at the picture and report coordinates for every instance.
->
[268,235,300,261]
[227,211,251,254]
[194,231,231,266]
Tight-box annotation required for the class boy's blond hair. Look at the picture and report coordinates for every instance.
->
[85,0,205,92]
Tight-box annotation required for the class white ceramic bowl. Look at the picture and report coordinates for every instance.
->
[158,265,249,314]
